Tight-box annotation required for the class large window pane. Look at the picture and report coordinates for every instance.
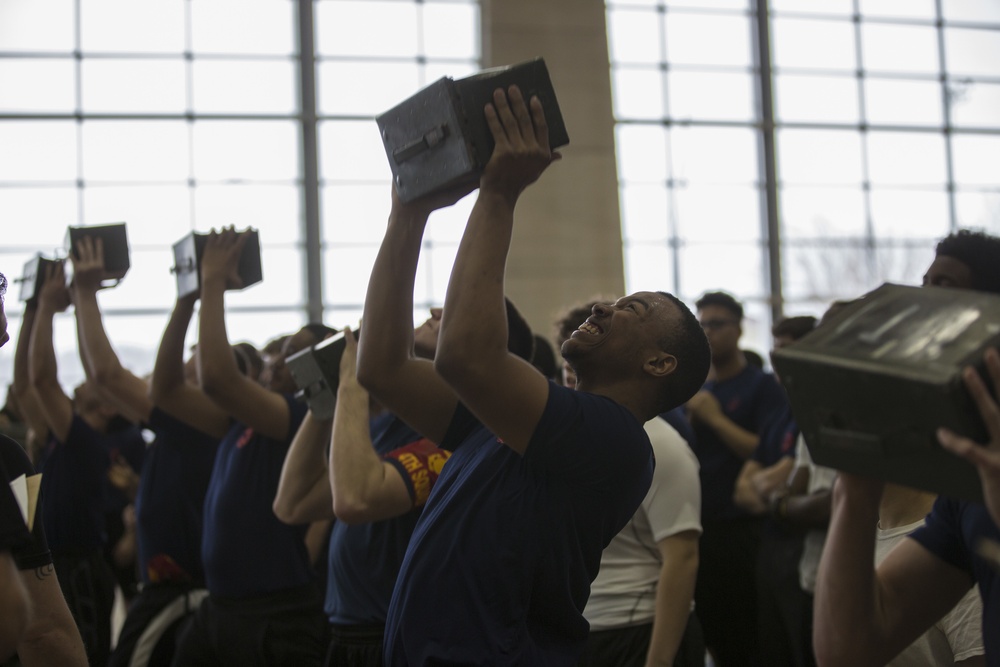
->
[192,60,298,115]
[943,0,1000,22]
[607,8,663,64]
[674,185,761,243]
[624,244,676,294]
[80,0,185,53]
[782,240,873,301]
[319,120,392,182]
[865,79,942,126]
[318,61,422,116]
[324,246,378,305]
[951,134,1000,186]
[869,189,950,239]
[775,74,859,124]
[679,243,764,297]
[82,121,190,183]
[861,24,940,74]
[665,13,752,67]
[323,184,392,245]
[612,67,666,120]
[225,248,305,308]
[83,185,192,246]
[422,3,479,59]
[194,185,302,245]
[858,0,936,20]
[620,184,670,243]
[954,191,1000,232]
[780,187,866,238]
[945,27,1000,78]
[0,122,78,182]
[81,59,187,114]
[671,127,757,185]
[778,129,864,186]
[866,132,947,186]
[190,0,296,56]
[616,125,670,183]
[668,71,754,122]
[315,1,419,57]
[192,121,299,182]
[0,0,75,52]
[95,249,178,311]
[772,18,856,71]
[0,188,79,246]
[949,81,1000,129]
[0,59,76,113]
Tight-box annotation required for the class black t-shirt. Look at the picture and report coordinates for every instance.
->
[0,434,51,569]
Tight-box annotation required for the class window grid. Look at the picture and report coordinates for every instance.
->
[608,0,1000,355]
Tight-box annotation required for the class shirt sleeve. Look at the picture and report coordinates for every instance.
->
[643,418,702,542]
[0,436,51,569]
[382,438,453,508]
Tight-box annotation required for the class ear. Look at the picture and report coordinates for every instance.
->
[644,352,677,378]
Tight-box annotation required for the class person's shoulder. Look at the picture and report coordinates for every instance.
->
[0,435,34,478]
[644,417,699,474]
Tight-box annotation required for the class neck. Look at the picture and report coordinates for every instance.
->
[575,379,652,424]
[712,351,746,382]
[878,484,936,530]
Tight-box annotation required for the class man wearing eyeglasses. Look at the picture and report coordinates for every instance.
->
[686,291,791,667]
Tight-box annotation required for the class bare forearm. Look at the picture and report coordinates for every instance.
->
[151,298,195,400]
[646,543,698,667]
[13,306,36,395]
[197,278,239,394]
[28,306,58,391]
[814,480,883,665]
[703,415,758,459]
[17,564,88,667]
[356,211,426,390]
[436,191,512,378]
[330,379,404,523]
[733,470,767,515]
[274,412,333,524]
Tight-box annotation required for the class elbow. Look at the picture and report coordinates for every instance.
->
[433,348,482,391]
[272,498,301,526]
[332,496,373,526]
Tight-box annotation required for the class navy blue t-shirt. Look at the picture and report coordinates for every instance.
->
[40,416,114,551]
[324,413,422,624]
[910,497,1000,666]
[135,407,219,584]
[201,394,311,598]
[691,365,789,522]
[0,435,50,569]
[384,382,654,666]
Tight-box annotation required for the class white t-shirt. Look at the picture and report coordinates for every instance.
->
[584,416,702,630]
[795,435,837,593]
[875,519,985,666]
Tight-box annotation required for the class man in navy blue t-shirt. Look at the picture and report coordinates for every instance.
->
[357,86,711,665]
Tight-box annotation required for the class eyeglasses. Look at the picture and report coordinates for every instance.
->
[700,319,738,331]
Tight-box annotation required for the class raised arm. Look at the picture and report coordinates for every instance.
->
[71,236,151,425]
[332,327,413,524]
[11,304,49,447]
[273,411,335,525]
[356,184,473,444]
[433,86,556,454]
[198,228,289,441]
[813,474,973,666]
[28,263,73,443]
[149,293,230,439]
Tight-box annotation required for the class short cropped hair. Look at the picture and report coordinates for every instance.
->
[504,298,534,362]
[695,291,744,321]
[935,229,1000,296]
[772,315,818,342]
[657,292,711,413]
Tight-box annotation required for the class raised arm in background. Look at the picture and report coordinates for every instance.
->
[355,183,475,444]
[197,227,290,441]
[432,86,557,454]
[149,291,231,440]
[70,236,151,425]
[813,475,974,667]
[27,263,74,443]
[331,327,413,524]
[11,303,49,456]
